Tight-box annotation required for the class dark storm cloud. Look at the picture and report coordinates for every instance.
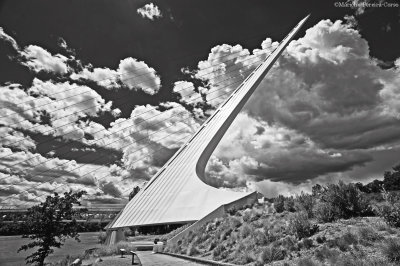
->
[100,182,122,198]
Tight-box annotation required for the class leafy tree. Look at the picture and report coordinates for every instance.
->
[383,163,400,191]
[18,191,87,266]
[317,181,370,220]
[128,186,141,201]
[295,192,315,218]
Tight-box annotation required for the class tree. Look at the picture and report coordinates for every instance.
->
[129,186,140,201]
[18,191,87,266]
[383,163,400,191]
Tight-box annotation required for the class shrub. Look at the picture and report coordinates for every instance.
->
[284,196,296,212]
[97,231,107,244]
[232,251,256,264]
[242,210,252,222]
[240,224,253,239]
[274,195,285,213]
[209,239,217,251]
[212,244,226,259]
[229,217,242,228]
[313,202,336,223]
[315,246,340,263]
[376,191,400,228]
[289,212,319,239]
[295,192,315,218]
[381,238,400,262]
[259,246,286,264]
[327,232,358,252]
[316,235,326,244]
[357,226,383,245]
[302,238,314,249]
[186,244,200,256]
[317,181,371,220]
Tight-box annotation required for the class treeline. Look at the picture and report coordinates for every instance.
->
[273,163,400,226]
[0,220,110,236]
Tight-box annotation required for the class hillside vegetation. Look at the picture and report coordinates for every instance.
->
[165,165,400,266]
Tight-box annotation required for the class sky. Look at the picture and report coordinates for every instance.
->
[0,0,399,207]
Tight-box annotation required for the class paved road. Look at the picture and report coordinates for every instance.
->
[136,251,204,266]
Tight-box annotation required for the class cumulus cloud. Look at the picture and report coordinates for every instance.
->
[137,3,162,20]
[175,19,400,190]
[0,79,113,141]
[71,57,161,94]
[173,81,204,106]
[70,66,119,88]
[21,45,69,74]
[118,58,161,94]
[2,17,400,205]
[109,102,200,180]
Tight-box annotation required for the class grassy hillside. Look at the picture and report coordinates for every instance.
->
[164,183,400,265]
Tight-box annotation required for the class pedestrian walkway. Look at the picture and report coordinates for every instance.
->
[136,251,204,266]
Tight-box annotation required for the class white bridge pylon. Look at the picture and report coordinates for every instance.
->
[107,15,310,230]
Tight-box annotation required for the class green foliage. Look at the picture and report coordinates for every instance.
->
[381,238,400,262]
[289,212,319,239]
[18,191,87,266]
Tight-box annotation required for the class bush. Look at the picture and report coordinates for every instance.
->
[284,196,296,212]
[186,244,200,256]
[313,202,336,223]
[381,238,400,262]
[259,246,286,264]
[289,212,319,239]
[376,191,400,228]
[274,195,285,213]
[317,181,371,220]
[316,235,326,244]
[212,244,226,259]
[315,246,340,263]
[327,232,358,252]
[240,224,253,239]
[302,238,314,249]
[357,226,383,245]
[295,192,315,218]
[98,231,107,244]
